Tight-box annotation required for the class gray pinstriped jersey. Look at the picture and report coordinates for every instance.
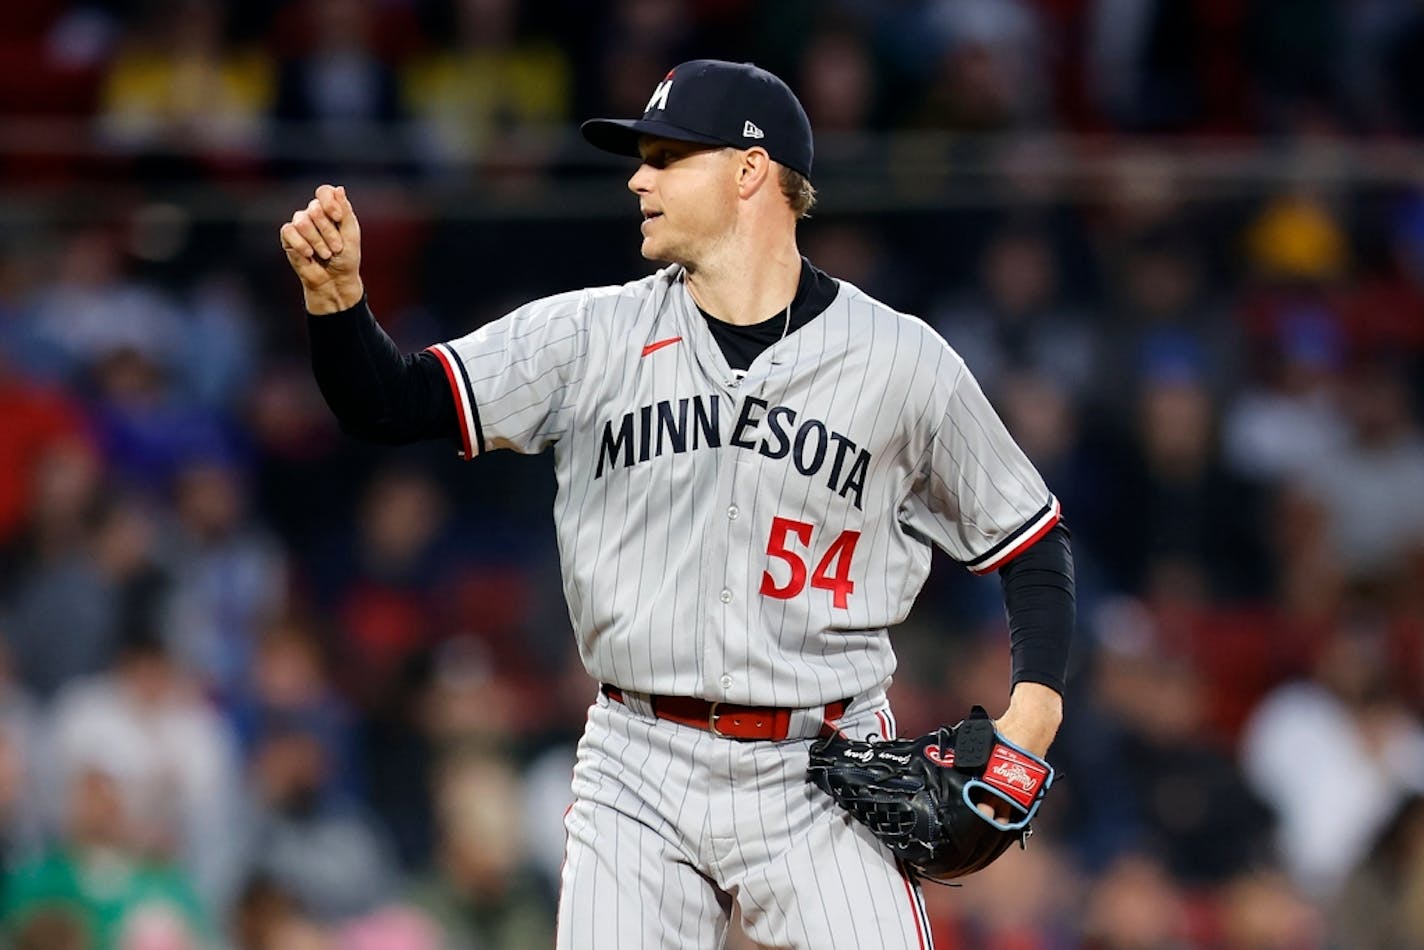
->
[428,264,1059,707]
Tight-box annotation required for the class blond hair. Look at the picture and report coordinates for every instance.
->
[779,166,817,219]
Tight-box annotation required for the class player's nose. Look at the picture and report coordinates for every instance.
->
[628,163,654,195]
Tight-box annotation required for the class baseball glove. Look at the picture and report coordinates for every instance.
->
[806,706,1054,883]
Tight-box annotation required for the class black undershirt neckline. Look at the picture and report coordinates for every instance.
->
[695,258,840,371]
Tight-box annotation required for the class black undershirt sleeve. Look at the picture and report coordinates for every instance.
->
[998,522,1075,695]
[306,296,458,445]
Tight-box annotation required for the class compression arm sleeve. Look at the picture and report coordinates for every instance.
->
[306,297,458,444]
[998,522,1075,694]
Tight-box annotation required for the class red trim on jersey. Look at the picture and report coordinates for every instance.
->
[897,860,932,950]
[969,498,1062,575]
[875,710,892,739]
[426,344,473,459]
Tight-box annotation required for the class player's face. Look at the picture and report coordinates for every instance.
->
[629,137,740,265]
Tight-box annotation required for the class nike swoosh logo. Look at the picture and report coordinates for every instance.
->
[641,336,683,357]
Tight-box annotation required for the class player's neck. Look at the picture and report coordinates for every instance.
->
[683,237,802,327]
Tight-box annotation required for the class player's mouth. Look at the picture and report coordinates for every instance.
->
[640,210,663,232]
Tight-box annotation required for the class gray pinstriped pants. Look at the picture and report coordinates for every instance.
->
[556,688,934,949]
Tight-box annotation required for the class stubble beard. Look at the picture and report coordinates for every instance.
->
[641,229,695,268]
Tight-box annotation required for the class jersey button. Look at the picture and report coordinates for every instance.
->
[719,589,732,604]
[727,505,739,520]
[719,674,733,690]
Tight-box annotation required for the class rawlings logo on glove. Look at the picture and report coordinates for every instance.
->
[806,706,1055,883]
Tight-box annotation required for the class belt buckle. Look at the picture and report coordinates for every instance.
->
[708,701,725,736]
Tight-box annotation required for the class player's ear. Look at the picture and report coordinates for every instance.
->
[735,147,772,197]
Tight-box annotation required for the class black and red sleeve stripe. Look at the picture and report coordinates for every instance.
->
[964,497,1061,575]
[425,343,485,459]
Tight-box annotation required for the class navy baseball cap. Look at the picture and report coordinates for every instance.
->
[581,59,814,179]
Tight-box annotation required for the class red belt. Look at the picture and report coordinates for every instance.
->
[602,685,848,741]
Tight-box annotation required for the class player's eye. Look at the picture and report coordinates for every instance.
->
[648,145,698,168]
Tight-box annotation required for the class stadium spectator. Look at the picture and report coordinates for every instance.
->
[5,496,161,699]
[1333,795,1424,949]
[3,762,212,949]
[401,0,570,177]
[399,750,554,948]
[269,0,408,180]
[1292,364,1424,581]
[0,359,89,549]
[96,0,273,172]
[228,617,361,802]
[237,713,397,922]
[1240,608,1424,897]
[46,624,246,915]
[931,221,1099,404]
[166,458,288,702]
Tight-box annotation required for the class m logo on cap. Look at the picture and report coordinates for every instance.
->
[644,79,672,114]
[581,59,814,179]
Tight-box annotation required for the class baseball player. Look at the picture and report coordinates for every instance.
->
[281,59,1074,949]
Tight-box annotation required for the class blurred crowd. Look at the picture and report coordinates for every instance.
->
[2,0,1424,948]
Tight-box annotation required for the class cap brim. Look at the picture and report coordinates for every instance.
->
[580,118,729,159]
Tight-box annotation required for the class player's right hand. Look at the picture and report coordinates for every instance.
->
[280,184,364,314]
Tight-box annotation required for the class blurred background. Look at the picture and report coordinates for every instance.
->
[1,0,1423,947]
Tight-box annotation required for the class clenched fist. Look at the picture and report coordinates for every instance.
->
[280,184,364,314]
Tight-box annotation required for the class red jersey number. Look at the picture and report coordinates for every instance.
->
[760,516,861,609]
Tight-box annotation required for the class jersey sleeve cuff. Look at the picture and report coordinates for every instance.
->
[426,343,485,460]
[965,497,1061,575]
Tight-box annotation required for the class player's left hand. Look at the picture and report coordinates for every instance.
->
[982,682,1061,819]
[807,707,1055,882]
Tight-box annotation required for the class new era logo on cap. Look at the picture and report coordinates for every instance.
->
[580,59,814,179]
